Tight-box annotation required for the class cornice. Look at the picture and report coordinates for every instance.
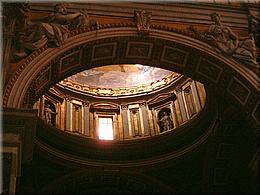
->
[59,72,180,97]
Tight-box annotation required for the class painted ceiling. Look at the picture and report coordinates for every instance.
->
[67,64,173,88]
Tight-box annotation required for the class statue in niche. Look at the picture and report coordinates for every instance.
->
[14,3,98,59]
[205,12,257,67]
[134,10,151,35]
[131,109,141,136]
[157,108,174,133]
[44,102,56,126]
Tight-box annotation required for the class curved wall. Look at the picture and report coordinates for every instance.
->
[35,89,214,168]
[4,31,259,129]
[37,76,206,141]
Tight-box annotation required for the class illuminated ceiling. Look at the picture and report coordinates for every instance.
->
[67,64,173,88]
[59,64,181,96]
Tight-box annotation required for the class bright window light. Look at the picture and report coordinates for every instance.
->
[98,117,114,140]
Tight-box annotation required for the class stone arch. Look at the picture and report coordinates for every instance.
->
[3,27,259,127]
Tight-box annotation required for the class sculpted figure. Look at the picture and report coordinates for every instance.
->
[15,4,96,59]
[206,13,257,67]
[158,111,174,133]
[44,104,56,125]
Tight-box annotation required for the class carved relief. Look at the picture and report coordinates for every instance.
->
[134,10,151,35]
[205,13,257,68]
[13,3,98,60]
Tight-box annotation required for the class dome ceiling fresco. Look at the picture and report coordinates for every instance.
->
[67,64,174,88]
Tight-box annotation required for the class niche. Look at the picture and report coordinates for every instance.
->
[157,107,174,133]
[44,100,56,126]
[130,108,142,137]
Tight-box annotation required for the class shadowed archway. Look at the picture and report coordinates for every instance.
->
[3,27,259,128]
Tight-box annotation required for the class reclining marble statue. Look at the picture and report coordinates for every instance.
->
[14,4,97,59]
[205,12,257,67]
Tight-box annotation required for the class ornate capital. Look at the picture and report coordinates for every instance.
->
[175,88,182,93]
[83,102,90,107]
[65,95,71,102]
[139,102,146,107]
[121,105,128,110]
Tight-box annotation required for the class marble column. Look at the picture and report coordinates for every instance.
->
[89,112,94,138]
[176,88,188,123]
[121,105,130,139]
[195,81,206,108]
[191,80,202,112]
[78,106,82,133]
[127,109,133,137]
[60,99,66,131]
[65,97,71,131]
[56,103,61,129]
[83,102,90,136]
[118,110,123,140]
[70,102,73,131]
[94,112,99,139]
[151,108,159,135]
[113,114,119,140]
[170,101,179,128]
[174,99,182,126]
[140,103,150,136]
[147,108,155,136]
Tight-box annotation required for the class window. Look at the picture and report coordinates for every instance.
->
[98,117,114,140]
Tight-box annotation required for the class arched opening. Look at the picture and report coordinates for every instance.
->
[3,3,259,194]
[4,31,259,129]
